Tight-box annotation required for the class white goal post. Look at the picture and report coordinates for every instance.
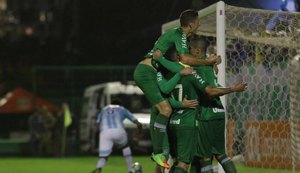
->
[162,1,300,172]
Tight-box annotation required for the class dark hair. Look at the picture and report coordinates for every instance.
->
[165,45,177,61]
[180,9,198,27]
[111,99,122,106]
[189,34,208,50]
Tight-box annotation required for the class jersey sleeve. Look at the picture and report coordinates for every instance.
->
[157,72,181,94]
[156,57,183,73]
[168,97,184,108]
[123,108,137,122]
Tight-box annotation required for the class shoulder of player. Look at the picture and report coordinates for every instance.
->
[163,27,183,38]
[105,105,123,109]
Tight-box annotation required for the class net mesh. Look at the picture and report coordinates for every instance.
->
[197,4,300,171]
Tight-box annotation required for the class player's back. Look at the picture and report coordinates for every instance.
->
[146,27,189,58]
[97,105,133,131]
[194,65,225,120]
[172,75,199,103]
[169,74,200,128]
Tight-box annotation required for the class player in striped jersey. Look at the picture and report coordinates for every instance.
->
[91,99,143,173]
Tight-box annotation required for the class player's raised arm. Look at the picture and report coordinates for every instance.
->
[153,51,184,73]
[179,54,221,66]
[204,81,248,97]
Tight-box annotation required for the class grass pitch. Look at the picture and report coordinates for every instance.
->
[0,156,294,173]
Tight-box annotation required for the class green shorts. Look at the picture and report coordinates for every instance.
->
[168,126,196,163]
[195,119,225,158]
[133,63,164,105]
[168,110,197,163]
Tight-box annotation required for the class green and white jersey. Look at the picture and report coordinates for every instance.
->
[146,27,189,58]
[169,73,209,129]
[194,56,225,120]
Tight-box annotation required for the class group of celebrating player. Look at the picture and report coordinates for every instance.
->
[134,9,247,173]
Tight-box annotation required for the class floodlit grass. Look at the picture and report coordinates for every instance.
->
[0,156,295,173]
[0,156,156,173]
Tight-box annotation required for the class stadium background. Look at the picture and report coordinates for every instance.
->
[0,0,299,161]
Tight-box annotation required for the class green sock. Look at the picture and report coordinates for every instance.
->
[153,114,169,155]
[216,155,237,173]
[162,132,169,156]
[190,158,201,173]
[200,158,213,173]
[170,166,187,173]
[169,165,176,173]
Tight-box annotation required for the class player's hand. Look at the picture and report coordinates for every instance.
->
[182,95,198,109]
[208,55,222,65]
[136,122,143,134]
[180,67,195,76]
[232,82,248,92]
[152,49,163,60]
[213,64,219,74]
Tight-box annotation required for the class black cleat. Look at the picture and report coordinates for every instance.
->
[91,168,102,173]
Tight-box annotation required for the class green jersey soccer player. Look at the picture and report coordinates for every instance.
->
[189,35,244,173]
[133,9,219,169]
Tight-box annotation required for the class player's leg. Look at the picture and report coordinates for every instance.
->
[194,120,214,173]
[189,157,201,173]
[151,107,171,173]
[150,106,171,169]
[169,165,188,173]
[168,120,196,173]
[134,62,172,168]
[215,154,237,173]
[120,144,133,173]
[92,130,113,173]
[114,128,134,173]
[155,164,164,173]
[92,156,108,173]
[153,100,172,154]
[199,157,214,173]
[212,119,237,173]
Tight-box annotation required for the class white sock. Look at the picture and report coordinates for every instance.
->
[97,158,106,169]
[122,146,133,172]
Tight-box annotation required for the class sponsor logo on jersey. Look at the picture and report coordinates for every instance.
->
[212,108,225,113]
[170,119,181,125]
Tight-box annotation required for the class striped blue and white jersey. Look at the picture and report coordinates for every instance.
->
[97,104,137,131]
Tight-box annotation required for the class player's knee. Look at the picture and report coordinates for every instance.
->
[122,146,132,157]
[156,100,172,116]
[120,143,129,150]
[157,103,172,116]
[161,106,172,116]
[99,156,108,161]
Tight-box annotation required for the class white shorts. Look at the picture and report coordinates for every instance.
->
[98,128,128,157]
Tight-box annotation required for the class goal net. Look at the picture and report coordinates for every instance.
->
[162,1,300,172]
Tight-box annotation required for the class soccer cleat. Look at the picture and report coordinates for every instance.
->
[91,168,101,173]
[151,153,170,169]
